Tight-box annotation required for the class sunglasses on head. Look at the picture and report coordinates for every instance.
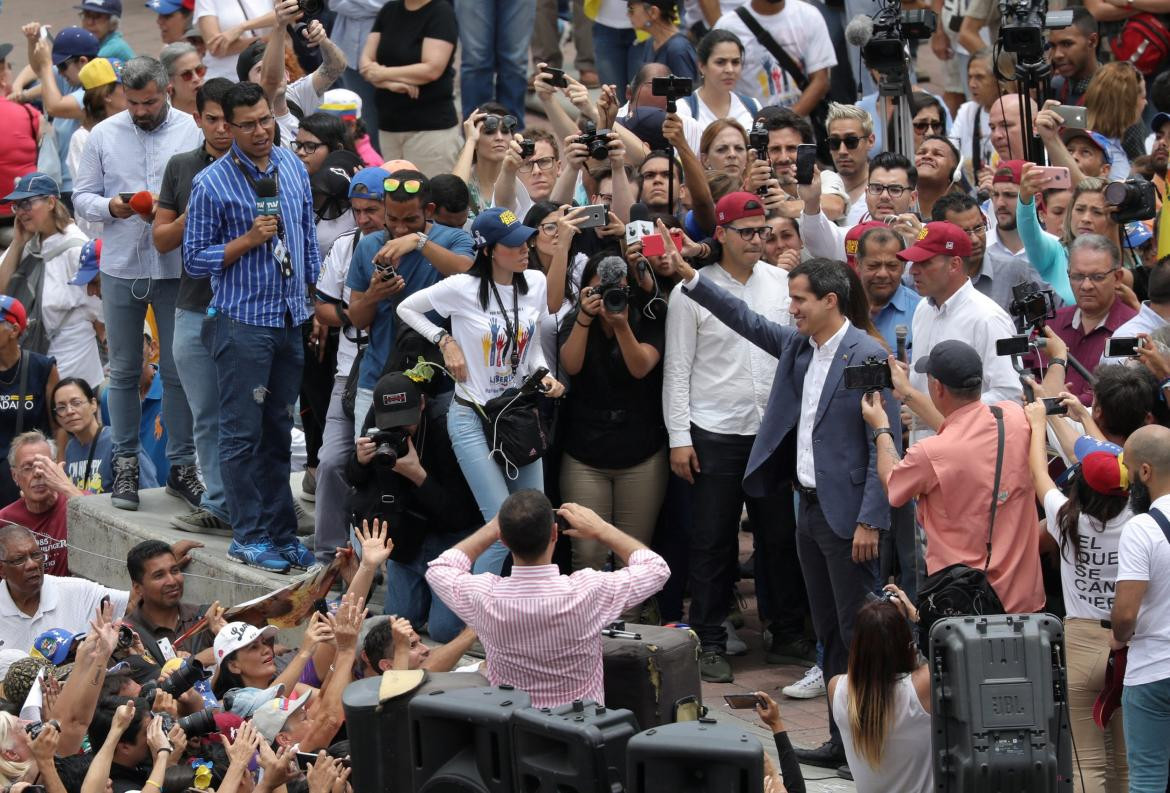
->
[480,114,518,134]
[828,135,862,150]
[384,177,422,194]
[179,64,206,81]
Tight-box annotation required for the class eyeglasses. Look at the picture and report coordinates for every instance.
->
[0,550,45,566]
[178,64,207,82]
[518,156,556,174]
[1069,268,1119,284]
[479,114,518,135]
[828,135,862,150]
[228,114,275,134]
[383,178,422,194]
[867,183,910,197]
[724,225,775,241]
[53,398,90,416]
[539,222,559,235]
[913,120,944,132]
[12,197,48,212]
[959,224,987,237]
[291,140,324,154]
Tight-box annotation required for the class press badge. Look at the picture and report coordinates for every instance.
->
[272,238,292,277]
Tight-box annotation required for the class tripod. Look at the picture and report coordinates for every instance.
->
[875,56,917,162]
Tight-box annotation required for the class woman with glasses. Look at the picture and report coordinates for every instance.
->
[0,294,58,507]
[53,377,158,495]
[678,30,759,132]
[359,0,461,177]
[160,42,205,117]
[294,113,353,177]
[454,102,533,220]
[908,92,948,153]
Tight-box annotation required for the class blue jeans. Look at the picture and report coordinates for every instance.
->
[171,308,228,522]
[100,274,194,464]
[353,387,373,443]
[1122,676,1170,792]
[203,313,303,547]
[447,399,543,574]
[342,67,380,156]
[454,0,537,122]
[314,376,355,564]
[386,530,469,642]
[591,23,637,95]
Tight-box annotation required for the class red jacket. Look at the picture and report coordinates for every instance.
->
[0,99,40,219]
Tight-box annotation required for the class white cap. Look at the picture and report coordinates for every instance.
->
[212,622,278,664]
[252,689,311,743]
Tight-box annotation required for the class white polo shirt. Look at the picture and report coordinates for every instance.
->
[0,575,128,653]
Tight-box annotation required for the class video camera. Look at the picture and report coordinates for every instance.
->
[371,428,410,467]
[844,356,893,392]
[1104,177,1158,225]
[998,0,1072,60]
[1009,282,1056,333]
[856,0,936,84]
[576,122,614,162]
[650,75,693,114]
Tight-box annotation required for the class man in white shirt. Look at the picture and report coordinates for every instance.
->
[0,524,128,653]
[1111,424,1170,793]
[896,221,1022,439]
[664,193,804,684]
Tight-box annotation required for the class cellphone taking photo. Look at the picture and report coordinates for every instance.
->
[542,67,568,88]
[1034,166,1071,191]
[1106,336,1143,358]
[640,230,683,257]
[795,144,817,186]
[1041,397,1068,416]
[1053,104,1087,130]
[577,204,608,230]
[995,335,1032,357]
[723,694,762,709]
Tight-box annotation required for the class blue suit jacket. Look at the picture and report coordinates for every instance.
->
[684,274,900,540]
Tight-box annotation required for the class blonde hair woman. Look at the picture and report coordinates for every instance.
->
[1084,62,1146,180]
[0,713,33,786]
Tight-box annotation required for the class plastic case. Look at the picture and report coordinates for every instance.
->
[626,719,764,793]
[511,699,639,793]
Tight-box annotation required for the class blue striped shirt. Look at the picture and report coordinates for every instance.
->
[183,142,321,327]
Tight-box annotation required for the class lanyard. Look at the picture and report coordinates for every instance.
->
[231,154,292,277]
[82,433,99,494]
[488,278,521,374]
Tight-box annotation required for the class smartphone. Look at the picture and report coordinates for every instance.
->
[995,335,1031,357]
[1034,165,1071,190]
[542,67,568,88]
[374,261,398,281]
[118,192,135,202]
[723,694,762,709]
[639,230,683,257]
[578,203,608,230]
[1053,104,1088,130]
[1041,397,1068,416]
[1106,336,1143,358]
[295,752,318,771]
[795,143,818,186]
[39,25,52,43]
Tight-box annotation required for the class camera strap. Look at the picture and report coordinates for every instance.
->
[488,277,521,374]
[735,7,810,91]
[984,405,1005,573]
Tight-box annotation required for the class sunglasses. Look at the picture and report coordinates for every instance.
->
[828,135,862,150]
[384,178,422,194]
[480,114,518,135]
[178,64,207,82]
[913,119,944,132]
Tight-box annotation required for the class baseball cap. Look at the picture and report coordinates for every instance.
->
[31,629,81,666]
[471,207,536,249]
[1125,220,1153,248]
[223,684,285,717]
[310,151,364,201]
[1073,434,1124,461]
[715,192,766,225]
[992,159,1026,185]
[79,57,121,90]
[146,0,193,13]
[896,221,972,262]
[252,690,311,743]
[236,39,266,82]
[319,88,362,121]
[1059,129,1112,165]
[0,297,29,333]
[51,27,100,66]
[621,107,670,153]
[349,167,391,200]
[2,657,52,706]
[71,239,102,286]
[1081,450,1129,496]
[75,0,123,15]
[212,621,277,663]
[372,372,422,431]
[3,172,61,203]
[1153,112,1170,134]
[844,220,888,269]
[913,338,984,390]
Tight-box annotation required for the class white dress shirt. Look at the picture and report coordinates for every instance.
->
[796,318,851,487]
[909,279,1022,442]
[0,576,128,654]
[666,262,791,447]
[1099,302,1170,365]
[800,209,849,261]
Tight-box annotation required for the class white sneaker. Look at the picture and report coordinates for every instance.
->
[782,666,826,699]
[724,620,748,656]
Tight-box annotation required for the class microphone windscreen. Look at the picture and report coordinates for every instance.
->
[256,177,278,198]
[628,202,652,223]
[844,14,875,47]
[129,191,155,216]
[597,256,628,286]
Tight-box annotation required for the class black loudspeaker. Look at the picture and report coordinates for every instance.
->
[512,700,638,793]
[930,614,1073,792]
[625,719,764,793]
[342,672,489,793]
[408,685,532,793]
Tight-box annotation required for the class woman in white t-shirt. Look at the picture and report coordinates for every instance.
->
[678,29,760,133]
[397,208,565,574]
[522,203,588,370]
[193,0,274,81]
[1025,402,1132,791]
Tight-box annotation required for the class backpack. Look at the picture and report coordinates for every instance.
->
[1110,13,1170,75]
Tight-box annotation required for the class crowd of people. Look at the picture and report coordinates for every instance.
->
[0,0,1170,791]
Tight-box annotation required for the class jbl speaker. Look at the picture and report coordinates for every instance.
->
[408,685,532,793]
[930,614,1072,792]
[512,700,638,793]
[626,719,764,793]
[342,671,489,793]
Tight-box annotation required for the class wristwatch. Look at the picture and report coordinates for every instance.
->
[415,231,428,251]
[872,427,895,443]
[432,329,450,346]
[1048,357,1067,369]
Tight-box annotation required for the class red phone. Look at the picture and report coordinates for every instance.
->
[640,231,683,257]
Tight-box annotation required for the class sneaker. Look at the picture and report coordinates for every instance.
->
[170,507,232,537]
[111,455,140,511]
[766,635,817,666]
[277,541,317,571]
[699,651,734,683]
[724,620,748,657]
[300,468,316,502]
[228,541,291,573]
[782,666,826,699]
[166,464,205,510]
[294,501,314,536]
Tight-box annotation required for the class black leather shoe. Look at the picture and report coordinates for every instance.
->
[793,741,846,769]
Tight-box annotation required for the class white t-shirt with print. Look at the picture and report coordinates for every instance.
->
[193,0,274,81]
[1042,489,1130,621]
[1116,495,1170,686]
[713,1,836,110]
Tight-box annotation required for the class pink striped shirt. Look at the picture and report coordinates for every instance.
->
[426,548,670,708]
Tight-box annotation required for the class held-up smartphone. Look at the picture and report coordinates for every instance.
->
[1042,397,1068,416]
[1034,165,1072,190]
[795,144,818,186]
[995,335,1032,357]
[640,230,684,257]
[542,67,568,88]
[1053,104,1088,130]
[295,752,318,771]
[1106,336,1144,358]
[723,694,762,709]
[577,203,608,230]
[118,192,135,202]
[39,25,52,43]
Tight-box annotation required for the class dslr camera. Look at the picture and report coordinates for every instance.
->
[1104,177,1157,224]
[371,428,410,466]
[844,356,893,392]
[591,282,630,313]
[1009,281,1056,333]
[576,122,613,162]
[519,138,536,159]
[650,74,694,112]
[157,709,219,739]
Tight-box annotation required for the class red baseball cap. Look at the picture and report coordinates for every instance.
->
[715,192,766,225]
[1081,450,1129,497]
[895,222,972,263]
[0,296,28,333]
[844,221,887,269]
[992,160,1026,185]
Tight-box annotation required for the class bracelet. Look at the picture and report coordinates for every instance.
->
[575,317,592,328]
[145,781,162,790]
[1048,357,1067,369]
[872,427,894,443]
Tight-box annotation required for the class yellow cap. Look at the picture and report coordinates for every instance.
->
[79,58,120,90]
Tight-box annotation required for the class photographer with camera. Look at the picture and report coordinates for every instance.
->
[345,371,481,641]
[454,105,534,220]
[85,698,186,793]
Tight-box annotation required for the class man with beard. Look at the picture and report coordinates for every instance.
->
[123,539,217,662]
[1150,112,1169,204]
[1111,424,1170,793]
[855,225,920,351]
[74,56,202,513]
[1048,10,1100,107]
[824,104,875,225]
[914,135,962,221]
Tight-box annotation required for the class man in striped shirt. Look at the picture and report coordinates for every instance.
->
[183,81,321,574]
[426,491,670,709]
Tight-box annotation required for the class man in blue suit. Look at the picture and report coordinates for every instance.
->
[666,227,900,769]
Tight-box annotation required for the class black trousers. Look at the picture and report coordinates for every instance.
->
[687,425,809,653]
[796,493,878,748]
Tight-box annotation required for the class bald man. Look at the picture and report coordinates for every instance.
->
[988,95,1028,163]
[1111,424,1170,793]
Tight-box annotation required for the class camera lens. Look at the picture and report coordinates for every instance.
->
[603,286,628,313]
[117,625,134,649]
[160,659,204,698]
[177,709,218,738]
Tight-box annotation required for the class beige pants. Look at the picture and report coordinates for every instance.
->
[377,125,462,178]
[560,448,668,572]
[1065,617,1129,793]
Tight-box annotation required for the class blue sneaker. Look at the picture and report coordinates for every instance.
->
[227,541,291,573]
[277,541,317,571]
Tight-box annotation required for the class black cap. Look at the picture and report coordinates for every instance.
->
[236,39,266,82]
[620,107,670,153]
[372,372,422,431]
[913,339,984,390]
[310,150,364,199]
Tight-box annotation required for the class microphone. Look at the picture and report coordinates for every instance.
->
[625,202,654,245]
[895,325,907,363]
[844,14,874,48]
[129,191,155,218]
[598,256,628,286]
[255,177,279,216]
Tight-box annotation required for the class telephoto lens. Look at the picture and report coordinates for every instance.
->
[161,659,205,698]
[178,709,219,738]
